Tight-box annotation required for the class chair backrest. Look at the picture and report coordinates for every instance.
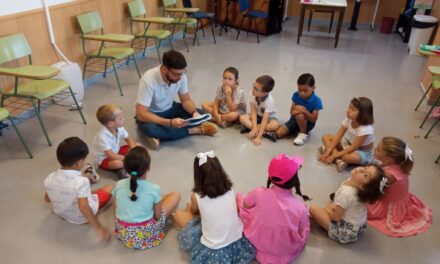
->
[128,0,146,18]
[162,0,177,8]
[77,11,103,34]
[0,33,31,64]
[238,0,250,13]
[182,0,193,8]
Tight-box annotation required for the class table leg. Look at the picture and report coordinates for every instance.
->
[297,5,306,44]
[334,8,345,48]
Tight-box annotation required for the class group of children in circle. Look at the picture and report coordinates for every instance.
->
[43,68,432,264]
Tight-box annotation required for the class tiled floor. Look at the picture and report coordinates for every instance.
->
[0,19,439,264]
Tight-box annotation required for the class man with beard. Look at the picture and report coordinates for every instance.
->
[135,50,217,149]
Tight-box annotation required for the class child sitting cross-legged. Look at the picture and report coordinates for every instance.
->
[92,104,139,179]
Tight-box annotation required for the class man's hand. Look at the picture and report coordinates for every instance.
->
[171,118,188,128]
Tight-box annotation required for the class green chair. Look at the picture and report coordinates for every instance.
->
[415,66,440,138]
[128,0,174,63]
[0,107,32,158]
[162,0,199,52]
[77,11,141,96]
[0,33,86,147]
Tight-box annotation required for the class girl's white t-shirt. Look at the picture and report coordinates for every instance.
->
[195,190,243,249]
[341,118,375,146]
[334,183,367,227]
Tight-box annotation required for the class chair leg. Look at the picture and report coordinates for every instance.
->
[31,100,51,146]
[253,19,260,43]
[329,12,334,33]
[415,84,433,111]
[201,21,206,37]
[436,153,440,163]
[183,25,189,52]
[236,16,246,40]
[82,58,89,80]
[103,58,108,77]
[154,39,161,63]
[420,95,440,128]
[68,87,87,125]
[210,20,216,44]
[9,115,33,158]
[111,60,123,96]
[132,54,141,79]
[424,116,439,138]
[308,10,313,32]
[169,36,174,50]
[142,38,148,57]
[193,21,199,46]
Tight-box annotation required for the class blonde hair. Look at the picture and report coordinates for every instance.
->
[381,136,414,174]
[96,104,119,125]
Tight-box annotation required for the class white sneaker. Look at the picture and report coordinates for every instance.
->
[293,133,309,146]
[318,145,326,154]
[336,159,348,172]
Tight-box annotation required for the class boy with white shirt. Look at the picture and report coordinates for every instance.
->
[44,137,113,241]
[92,104,138,179]
[239,75,280,146]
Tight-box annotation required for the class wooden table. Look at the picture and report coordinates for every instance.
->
[297,0,347,48]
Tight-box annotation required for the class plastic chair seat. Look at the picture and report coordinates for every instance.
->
[246,10,268,19]
[172,17,197,25]
[89,47,135,59]
[82,34,134,43]
[134,29,171,39]
[0,65,59,80]
[192,12,215,19]
[1,79,70,100]
[428,66,440,89]
[0,107,8,120]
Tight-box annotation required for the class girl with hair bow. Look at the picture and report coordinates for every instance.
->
[368,137,433,237]
[174,150,255,264]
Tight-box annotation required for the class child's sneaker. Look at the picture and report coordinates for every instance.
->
[293,133,309,146]
[83,163,100,184]
[240,126,250,134]
[335,159,348,172]
[318,145,326,154]
[115,168,130,180]
[263,132,277,142]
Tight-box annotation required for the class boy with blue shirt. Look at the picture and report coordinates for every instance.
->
[276,73,323,145]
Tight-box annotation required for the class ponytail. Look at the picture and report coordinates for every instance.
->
[267,173,311,201]
[129,171,139,201]
[123,146,151,202]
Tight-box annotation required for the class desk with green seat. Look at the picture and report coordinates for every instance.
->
[0,107,32,158]
[77,11,141,96]
[128,0,174,63]
[0,33,86,147]
[162,0,199,51]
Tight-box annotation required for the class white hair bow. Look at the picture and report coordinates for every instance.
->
[196,150,215,166]
[405,145,413,162]
[379,177,388,194]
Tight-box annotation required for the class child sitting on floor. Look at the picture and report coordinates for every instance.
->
[44,137,113,241]
[92,104,139,179]
[239,75,279,146]
[367,137,432,237]
[202,67,246,127]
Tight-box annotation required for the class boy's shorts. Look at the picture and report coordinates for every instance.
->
[93,189,112,209]
[283,116,315,135]
[99,145,129,170]
[341,139,373,165]
[256,115,277,124]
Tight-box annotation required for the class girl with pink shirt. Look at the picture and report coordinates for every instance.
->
[237,153,311,264]
[367,137,432,237]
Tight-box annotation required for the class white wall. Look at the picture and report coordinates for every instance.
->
[0,0,73,16]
